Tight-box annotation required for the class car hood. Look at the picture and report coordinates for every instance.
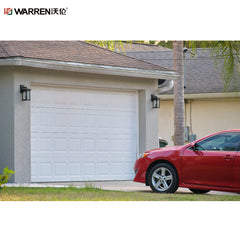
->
[147,145,185,154]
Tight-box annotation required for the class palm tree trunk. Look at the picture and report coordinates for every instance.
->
[173,41,185,146]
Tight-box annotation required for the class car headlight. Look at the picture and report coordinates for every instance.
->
[138,152,150,159]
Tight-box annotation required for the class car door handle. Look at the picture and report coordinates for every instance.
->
[224,155,233,160]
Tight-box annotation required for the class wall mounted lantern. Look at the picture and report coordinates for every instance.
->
[20,85,31,101]
[151,94,160,109]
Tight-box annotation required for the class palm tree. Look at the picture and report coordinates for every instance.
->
[173,41,185,146]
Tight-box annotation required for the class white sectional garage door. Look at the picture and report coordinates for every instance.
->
[31,85,137,182]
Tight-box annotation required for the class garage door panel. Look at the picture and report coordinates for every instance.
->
[122,161,134,173]
[69,163,81,176]
[39,137,52,152]
[54,162,68,177]
[69,112,84,127]
[31,86,137,182]
[55,112,68,127]
[97,116,110,128]
[83,162,96,176]
[54,138,68,151]
[31,136,38,152]
[69,138,82,152]
[96,139,109,152]
[31,162,37,179]
[96,159,110,174]
[82,138,96,152]
[39,161,52,177]
[39,111,54,127]
[111,163,122,175]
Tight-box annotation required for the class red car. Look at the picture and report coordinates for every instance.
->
[134,130,240,194]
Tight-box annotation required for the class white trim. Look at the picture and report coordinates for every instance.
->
[159,92,240,100]
[31,82,137,93]
[136,90,139,159]
[0,57,177,80]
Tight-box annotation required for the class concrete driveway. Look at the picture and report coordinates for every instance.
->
[6,180,239,195]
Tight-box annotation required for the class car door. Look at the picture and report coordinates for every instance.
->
[233,151,240,188]
[182,132,240,187]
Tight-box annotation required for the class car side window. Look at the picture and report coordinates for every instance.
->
[195,132,240,151]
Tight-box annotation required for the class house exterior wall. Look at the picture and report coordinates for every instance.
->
[0,67,15,181]
[14,70,31,183]
[158,100,174,146]
[5,66,159,183]
[159,97,240,146]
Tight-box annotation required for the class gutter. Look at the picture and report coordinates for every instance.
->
[0,57,177,81]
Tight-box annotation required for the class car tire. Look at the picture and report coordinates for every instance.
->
[148,163,178,193]
[189,188,210,194]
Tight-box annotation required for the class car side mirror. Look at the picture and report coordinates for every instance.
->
[189,142,198,151]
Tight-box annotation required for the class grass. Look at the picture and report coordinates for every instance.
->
[0,186,240,201]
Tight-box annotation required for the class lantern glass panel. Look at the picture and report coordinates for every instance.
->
[26,90,31,101]
[23,91,27,101]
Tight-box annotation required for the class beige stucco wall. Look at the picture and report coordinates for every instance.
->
[159,97,240,146]
[158,100,174,146]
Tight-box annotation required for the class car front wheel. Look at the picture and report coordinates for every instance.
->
[148,163,178,193]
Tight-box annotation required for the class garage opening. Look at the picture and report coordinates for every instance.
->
[31,85,138,182]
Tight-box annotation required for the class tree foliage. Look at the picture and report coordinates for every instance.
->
[187,41,240,90]
[88,40,132,52]
[90,40,240,91]
[158,41,240,91]
[0,166,15,188]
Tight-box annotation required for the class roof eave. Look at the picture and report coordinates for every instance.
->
[0,57,177,80]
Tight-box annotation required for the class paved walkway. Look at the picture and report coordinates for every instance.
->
[5,181,238,195]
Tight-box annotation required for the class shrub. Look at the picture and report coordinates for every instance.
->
[0,167,15,188]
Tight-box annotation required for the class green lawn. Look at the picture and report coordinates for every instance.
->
[0,186,240,201]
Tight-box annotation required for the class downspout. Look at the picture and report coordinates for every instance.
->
[157,79,174,94]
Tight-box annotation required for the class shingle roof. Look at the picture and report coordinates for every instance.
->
[0,41,172,72]
[126,48,233,94]
[119,42,170,52]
